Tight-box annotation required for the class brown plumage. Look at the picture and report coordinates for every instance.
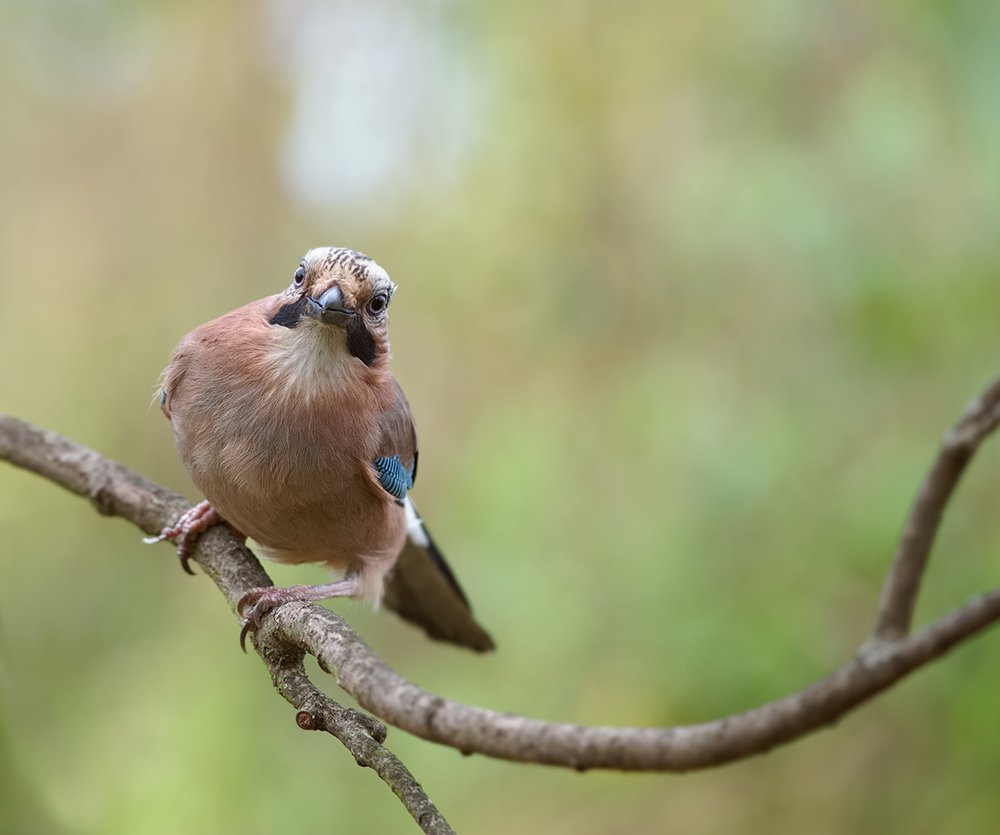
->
[150,247,494,652]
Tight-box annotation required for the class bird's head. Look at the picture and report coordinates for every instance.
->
[268,246,397,367]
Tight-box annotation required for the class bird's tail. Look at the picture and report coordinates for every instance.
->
[382,499,495,652]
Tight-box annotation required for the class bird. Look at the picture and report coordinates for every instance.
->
[145,246,494,653]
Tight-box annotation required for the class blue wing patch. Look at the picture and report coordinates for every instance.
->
[374,455,415,502]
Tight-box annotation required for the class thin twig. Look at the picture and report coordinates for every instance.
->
[1,374,998,778]
[262,641,455,835]
[259,584,1000,770]
[874,375,1000,640]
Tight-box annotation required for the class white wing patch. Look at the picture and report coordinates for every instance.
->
[404,497,429,547]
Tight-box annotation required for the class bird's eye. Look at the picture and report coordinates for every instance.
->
[293,266,305,285]
[367,293,389,315]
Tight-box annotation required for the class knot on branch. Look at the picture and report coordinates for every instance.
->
[296,699,388,745]
[296,709,319,730]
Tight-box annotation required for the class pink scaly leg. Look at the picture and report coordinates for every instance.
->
[237,577,358,652]
[144,500,227,575]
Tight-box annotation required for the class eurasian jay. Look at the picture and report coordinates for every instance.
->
[146,246,494,652]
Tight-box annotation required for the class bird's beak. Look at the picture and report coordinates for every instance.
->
[306,285,354,328]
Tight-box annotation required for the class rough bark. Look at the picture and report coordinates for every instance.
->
[2,376,998,822]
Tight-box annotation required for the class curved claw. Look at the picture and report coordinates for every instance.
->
[236,587,276,652]
[144,530,196,574]
[239,618,254,653]
[143,500,222,575]
[237,587,267,618]
[235,579,357,653]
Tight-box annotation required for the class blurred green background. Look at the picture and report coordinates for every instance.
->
[2,1,1000,832]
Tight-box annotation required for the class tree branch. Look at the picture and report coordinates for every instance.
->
[0,416,454,835]
[1,375,998,784]
[264,642,454,834]
[874,376,1000,639]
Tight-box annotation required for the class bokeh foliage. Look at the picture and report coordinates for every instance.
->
[2,1,1000,832]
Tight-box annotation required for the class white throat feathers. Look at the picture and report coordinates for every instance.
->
[265,318,360,399]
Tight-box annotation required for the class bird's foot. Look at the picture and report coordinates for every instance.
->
[143,500,222,575]
[237,578,358,652]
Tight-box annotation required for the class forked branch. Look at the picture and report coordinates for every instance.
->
[874,375,1000,639]
[1,376,998,810]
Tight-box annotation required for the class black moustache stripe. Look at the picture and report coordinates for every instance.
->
[346,316,378,367]
[268,297,308,328]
